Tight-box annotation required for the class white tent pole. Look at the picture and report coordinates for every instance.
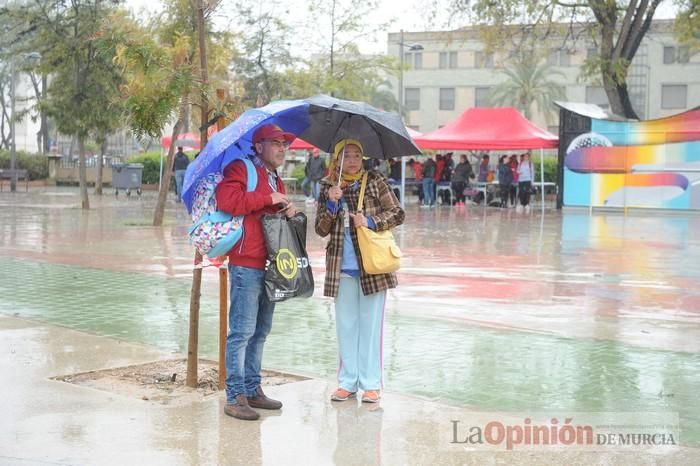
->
[400,157,406,208]
[540,148,545,211]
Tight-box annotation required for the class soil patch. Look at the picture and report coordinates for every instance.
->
[53,358,307,406]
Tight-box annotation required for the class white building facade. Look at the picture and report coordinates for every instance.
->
[388,20,700,133]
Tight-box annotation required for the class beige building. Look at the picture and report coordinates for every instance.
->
[388,20,700,133]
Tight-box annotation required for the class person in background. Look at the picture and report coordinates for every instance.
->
[406,158,416,179]
[451,154,474,207]
[434,154,445,185]
[517,152,535,213]
[421,156,436,208]
[443,153,455,180]
[315,139,405,404]
[478,153,490,182]
[301,150,313,200]
[389,158,402,181]
[412,158,424,204]
[508,154,519,207]
[306,148,326,203]
[497,155,513,208]
[173,146,189,203]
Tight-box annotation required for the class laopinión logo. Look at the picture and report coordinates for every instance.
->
[447,414,679,451]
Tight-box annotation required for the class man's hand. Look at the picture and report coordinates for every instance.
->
[283,202,297,218]
[327,186,342,202]
[349,212,368,228]
[270,192,289,206]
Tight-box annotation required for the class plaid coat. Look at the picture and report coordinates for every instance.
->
[315,170,405,298]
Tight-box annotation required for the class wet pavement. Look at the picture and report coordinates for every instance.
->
[1,187,700,463]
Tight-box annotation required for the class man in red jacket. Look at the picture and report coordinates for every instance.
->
[215,124,297,421]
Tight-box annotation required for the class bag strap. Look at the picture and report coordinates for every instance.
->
[357,171,369,212]
[241,158,257,192]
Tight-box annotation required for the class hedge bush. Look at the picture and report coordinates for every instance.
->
[127,151,162,185]
[128,150,196,186]
[531,156,558,183]
[291,164,305,183]
[0,150,48,180]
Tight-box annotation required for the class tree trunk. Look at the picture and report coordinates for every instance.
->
[78,136,90,209]
[95,138,105,195]
[186,0,211,389]
[152,116,184,226]
[603,70,639,119]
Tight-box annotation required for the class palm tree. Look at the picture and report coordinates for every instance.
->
[489,52,566,124]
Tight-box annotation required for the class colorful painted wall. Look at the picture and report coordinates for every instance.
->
[560,107,700,210]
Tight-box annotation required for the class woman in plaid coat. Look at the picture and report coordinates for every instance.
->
[315,139,405,403]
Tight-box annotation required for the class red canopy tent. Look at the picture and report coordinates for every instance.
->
[413,107,558,150]
[289,137,315,150]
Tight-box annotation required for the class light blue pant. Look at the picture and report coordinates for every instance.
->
[225,265,275,404]
[335,276,386,392]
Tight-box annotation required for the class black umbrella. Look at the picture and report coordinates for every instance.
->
[298,94,422,159]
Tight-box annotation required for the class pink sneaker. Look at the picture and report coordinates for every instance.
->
[330,388,356,402]
[361,390,381,403]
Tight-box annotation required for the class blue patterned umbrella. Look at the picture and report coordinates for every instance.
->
[181,99,310,212]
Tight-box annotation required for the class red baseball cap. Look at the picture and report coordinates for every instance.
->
[253,124,295,144]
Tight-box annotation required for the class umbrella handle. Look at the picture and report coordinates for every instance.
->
[336,145,346,188]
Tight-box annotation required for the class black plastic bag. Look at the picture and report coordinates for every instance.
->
[262,212,314,302]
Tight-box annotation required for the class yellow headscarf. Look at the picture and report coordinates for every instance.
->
[327,139,365,184]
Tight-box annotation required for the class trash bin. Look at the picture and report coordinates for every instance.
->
[112,163,143,197]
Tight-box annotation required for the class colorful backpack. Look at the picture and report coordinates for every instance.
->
[188,158,257,258]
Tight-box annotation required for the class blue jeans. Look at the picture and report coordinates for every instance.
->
[225,265,275,404]
[422,178,435,205]
[174,169,186,201]
[301,177,311,197]
[311,180,320,200]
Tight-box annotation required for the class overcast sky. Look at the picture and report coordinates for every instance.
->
[125,0,453,55]
[124,0,678,56]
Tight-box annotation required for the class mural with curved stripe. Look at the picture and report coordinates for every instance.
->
[561,107,700,209]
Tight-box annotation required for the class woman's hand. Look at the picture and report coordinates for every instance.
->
[349,212,368,228]
[327,186,343,202]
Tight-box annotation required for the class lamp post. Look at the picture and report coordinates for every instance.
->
[397,30,423,208]
[9,51,42,192]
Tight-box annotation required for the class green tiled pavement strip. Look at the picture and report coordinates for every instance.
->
[2,256,699,445]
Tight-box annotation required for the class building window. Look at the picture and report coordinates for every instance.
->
[663,46,675,64]
[661,84,687,109]
[585,86,609,109]
[475,51,493,68]
[405,87,420,111]
[475,87,491,107]
[548,49,570,66]
[664,46,690,64]
[587,47,598,59]
[414,52,423,69]
[439,88,455,110]
[439,52,457,69]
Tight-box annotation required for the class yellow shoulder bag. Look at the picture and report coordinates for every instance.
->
[355,172,402,275]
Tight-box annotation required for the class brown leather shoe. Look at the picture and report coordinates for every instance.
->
[224,395,260,421]
[247,386,282,410]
